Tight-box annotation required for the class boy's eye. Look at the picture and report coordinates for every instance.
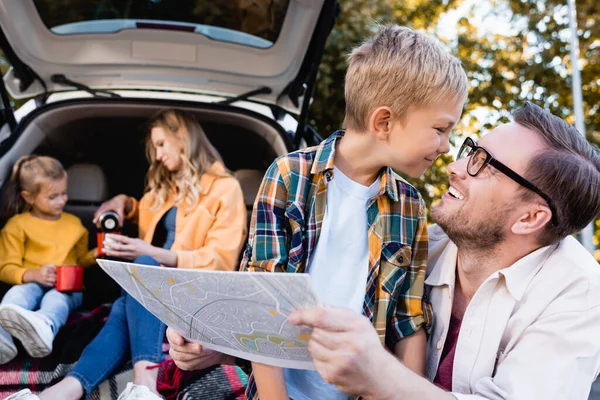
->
[435,127,446,134]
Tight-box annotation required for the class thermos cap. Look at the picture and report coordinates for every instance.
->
[98,211,120,232]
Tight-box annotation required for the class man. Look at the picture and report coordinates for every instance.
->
[167,102,600,399]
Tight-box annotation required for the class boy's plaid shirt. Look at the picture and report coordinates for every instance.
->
[241,131,429,399]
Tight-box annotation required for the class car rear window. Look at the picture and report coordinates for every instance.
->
[32,0,290,49]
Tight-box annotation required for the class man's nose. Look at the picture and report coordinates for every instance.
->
[448,157,468,178]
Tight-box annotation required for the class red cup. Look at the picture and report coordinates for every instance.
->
[97,232,121,256]
[56,265,85,292]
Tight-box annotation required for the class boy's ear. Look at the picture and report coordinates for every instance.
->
[368,107,392,140]
[20,190,34,205]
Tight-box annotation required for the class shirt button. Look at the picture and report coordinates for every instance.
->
[437,340,443,350]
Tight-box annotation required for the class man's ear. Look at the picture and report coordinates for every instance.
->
[20,190,34,205]
[511,204,553,236]
[367,107,392,141]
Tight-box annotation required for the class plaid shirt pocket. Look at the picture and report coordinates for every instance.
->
[284,202,307,266]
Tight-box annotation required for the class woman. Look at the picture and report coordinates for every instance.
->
[37,109,247,400]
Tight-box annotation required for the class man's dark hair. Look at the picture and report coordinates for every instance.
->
[513,102,600,245]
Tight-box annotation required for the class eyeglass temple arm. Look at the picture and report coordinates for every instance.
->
[489,159,558,227]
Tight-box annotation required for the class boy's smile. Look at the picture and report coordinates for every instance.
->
[384,100,464,178]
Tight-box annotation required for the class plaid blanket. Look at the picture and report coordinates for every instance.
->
[0,304,247,399]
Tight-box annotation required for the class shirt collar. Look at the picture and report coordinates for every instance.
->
[310,130,341,175]
[498,243,557,301]
[199,161,227,195]
[425,230,558,301]
[310,130,401,201]
[424,238,458,288]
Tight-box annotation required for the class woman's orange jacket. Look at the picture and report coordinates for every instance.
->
[126,162,247,271]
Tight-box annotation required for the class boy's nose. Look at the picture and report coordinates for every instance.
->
[438,135,451,154]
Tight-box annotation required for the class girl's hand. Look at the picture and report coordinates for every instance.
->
[40,264,57,286]
[103,234,155,260]
[23,264,57,286]
[93,194,132,226]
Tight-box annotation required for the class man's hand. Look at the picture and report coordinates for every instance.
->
[166,327,235,371]
[289,306,394,399]
[102,234,155,260]
[23,264,57,286]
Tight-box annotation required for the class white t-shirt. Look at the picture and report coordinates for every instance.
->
[285,165,380,400]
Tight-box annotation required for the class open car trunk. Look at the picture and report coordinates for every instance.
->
[0,98,289,232]
[0,99,288,399]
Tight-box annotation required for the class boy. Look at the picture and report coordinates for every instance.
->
[242,24,468,400]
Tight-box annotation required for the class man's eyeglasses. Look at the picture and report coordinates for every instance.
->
[457,137,558,227]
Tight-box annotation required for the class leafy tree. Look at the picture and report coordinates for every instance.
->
[0,0,597,257]
[308,0,599,259]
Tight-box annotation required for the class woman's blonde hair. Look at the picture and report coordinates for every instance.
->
[145,109,228,211]
[2,155,66,222]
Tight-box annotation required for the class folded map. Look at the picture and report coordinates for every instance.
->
[97,259,319,369]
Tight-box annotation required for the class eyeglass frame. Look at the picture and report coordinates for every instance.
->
[457,137,558,227]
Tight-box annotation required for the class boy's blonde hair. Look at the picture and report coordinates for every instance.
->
[344,25,469,131]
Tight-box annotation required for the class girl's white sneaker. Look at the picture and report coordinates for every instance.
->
[117,383,163,400]
[4,389,40,399]
[0,305,54,358]
[0,327,17,364]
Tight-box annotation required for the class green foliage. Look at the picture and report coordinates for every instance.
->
[308,0,599,258]
[0,0,597,256]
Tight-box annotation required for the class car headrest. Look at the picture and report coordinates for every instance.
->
[66,164,108,203]
[234,169,265,208]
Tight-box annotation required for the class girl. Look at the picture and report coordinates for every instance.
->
[0,156,97,364]
[34,109,247,400]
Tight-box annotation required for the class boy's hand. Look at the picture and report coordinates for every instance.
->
[166,327,234,370]
[289,306,393,399]
[23,264,57,286]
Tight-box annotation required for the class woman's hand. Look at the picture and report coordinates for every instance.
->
[93,194,132,226]
[166,327,235,371]
[102,234,155,260]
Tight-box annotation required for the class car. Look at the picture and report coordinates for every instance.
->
[0,1,339,398]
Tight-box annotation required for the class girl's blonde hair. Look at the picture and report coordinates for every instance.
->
[145,109,228,211]
[2,155,66,221]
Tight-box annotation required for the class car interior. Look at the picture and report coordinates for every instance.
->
[0,102,289,307]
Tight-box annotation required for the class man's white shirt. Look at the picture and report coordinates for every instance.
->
[425,224,600,400]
